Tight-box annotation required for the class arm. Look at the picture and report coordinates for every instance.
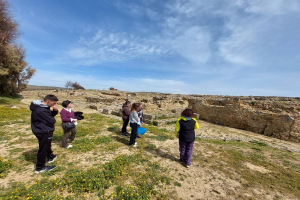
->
[37,110,56,125]
[193,118,199,129]
[174,118,181,138]
[51,109,58,117]
[133,112,140,122]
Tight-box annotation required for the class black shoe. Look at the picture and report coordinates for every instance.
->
[120,133,127,136]
[35,165,56,174]
[48,155,57,163]
[124,132,130,136]
[136,135,141,139]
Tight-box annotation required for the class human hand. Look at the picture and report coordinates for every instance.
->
[52,106,58,111]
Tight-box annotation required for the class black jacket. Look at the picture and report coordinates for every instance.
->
[30,100,58,135]
[175,117,199,142]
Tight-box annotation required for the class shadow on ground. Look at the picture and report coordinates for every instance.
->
[22,149,38,163]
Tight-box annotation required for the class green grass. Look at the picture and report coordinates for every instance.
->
[2,96,300,199]
[69,136,112,152]
[0,154,173,200]
[0,157,13,178]
[0,95,22,105]
[197,139,300,197]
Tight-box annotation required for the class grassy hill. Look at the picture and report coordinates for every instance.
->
[0,97,300,199]
[24,85,67,91]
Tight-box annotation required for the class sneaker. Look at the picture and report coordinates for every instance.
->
[48,155,57,163]
[186,164,192,168]
[35,165,56,174]
[66,145,73,148]
[136,135,141,139]
[120,133,127,136]
[124,132,130,136]
[133,142,138,147]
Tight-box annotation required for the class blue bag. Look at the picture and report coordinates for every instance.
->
[137,127,147,135]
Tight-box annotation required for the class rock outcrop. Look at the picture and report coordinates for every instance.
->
[20,90,300,143]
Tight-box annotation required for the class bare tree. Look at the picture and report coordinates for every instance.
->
[65,80,73,89]
[72,82,85,90]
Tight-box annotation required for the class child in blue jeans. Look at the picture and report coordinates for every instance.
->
[136,103,144,138]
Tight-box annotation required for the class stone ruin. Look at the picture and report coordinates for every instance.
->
[21,89,300,143]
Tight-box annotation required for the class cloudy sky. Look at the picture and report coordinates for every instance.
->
[8,0,300,96]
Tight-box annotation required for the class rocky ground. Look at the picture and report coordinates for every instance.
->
[0,92,300,199]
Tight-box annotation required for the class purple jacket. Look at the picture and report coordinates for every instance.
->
[60,109,75,124]
[122,104,130,120]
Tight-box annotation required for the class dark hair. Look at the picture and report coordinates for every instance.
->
[181,109,193,117]
[44,95,59,102]
[125,101,131,105]
[62,100,72,108]
[131,103,139,112]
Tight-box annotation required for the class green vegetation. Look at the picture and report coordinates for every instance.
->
[1,96,300,199]
[0,157,13,178]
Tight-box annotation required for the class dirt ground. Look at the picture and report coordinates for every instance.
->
[1,98,300,200]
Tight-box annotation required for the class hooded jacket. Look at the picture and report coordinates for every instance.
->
[174,116,199,142]
[122,104,130,120]
[30,100,58,135]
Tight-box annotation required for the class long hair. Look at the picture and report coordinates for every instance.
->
[131,103,139,112]
[181,108,193,117]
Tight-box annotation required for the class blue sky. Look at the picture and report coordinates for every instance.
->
[8,0,300,96]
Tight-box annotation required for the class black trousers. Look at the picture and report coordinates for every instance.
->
[35,133,55,170]
[122,118,129,133]
[129,123,137,145]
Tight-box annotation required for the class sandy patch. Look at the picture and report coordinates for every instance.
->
[244,162,270,173]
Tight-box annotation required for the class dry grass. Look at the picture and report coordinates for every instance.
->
[0,97,300,200]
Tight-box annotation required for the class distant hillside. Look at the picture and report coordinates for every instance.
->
[24,85,67,91]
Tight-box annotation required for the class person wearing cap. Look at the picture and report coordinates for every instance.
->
[60,100,77,148]
[174,108,199,168]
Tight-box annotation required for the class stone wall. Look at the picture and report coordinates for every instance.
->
[188,98,300,143]
[21,89,300,143]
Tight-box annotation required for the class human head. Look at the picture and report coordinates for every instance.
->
[125,100,131,106]
[62,100,72,108]
[137,103,143,109]
[181,108,193,118]
[43,95,59,107]
[131,103,139,112]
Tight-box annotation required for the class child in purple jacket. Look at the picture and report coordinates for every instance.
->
[60,100,77,148]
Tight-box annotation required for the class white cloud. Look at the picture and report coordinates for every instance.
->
[235,0,300,15]
[65,31,172,66]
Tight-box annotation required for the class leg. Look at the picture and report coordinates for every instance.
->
[179,140,187,163]
[122,118,129,133]
[129,123,137,145]
[62,128,71,148]
[185,141,195,166]
[69,127,77,142]
[47,132,55,160]
[36,134,51,170]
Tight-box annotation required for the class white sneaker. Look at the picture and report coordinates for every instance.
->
[133,142,138,147]
[66,145,73,148]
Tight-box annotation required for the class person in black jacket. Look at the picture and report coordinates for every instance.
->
[30,95,59,173]
[174,109,199,168]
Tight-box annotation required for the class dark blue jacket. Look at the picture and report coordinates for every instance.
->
[30,100,58,135]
